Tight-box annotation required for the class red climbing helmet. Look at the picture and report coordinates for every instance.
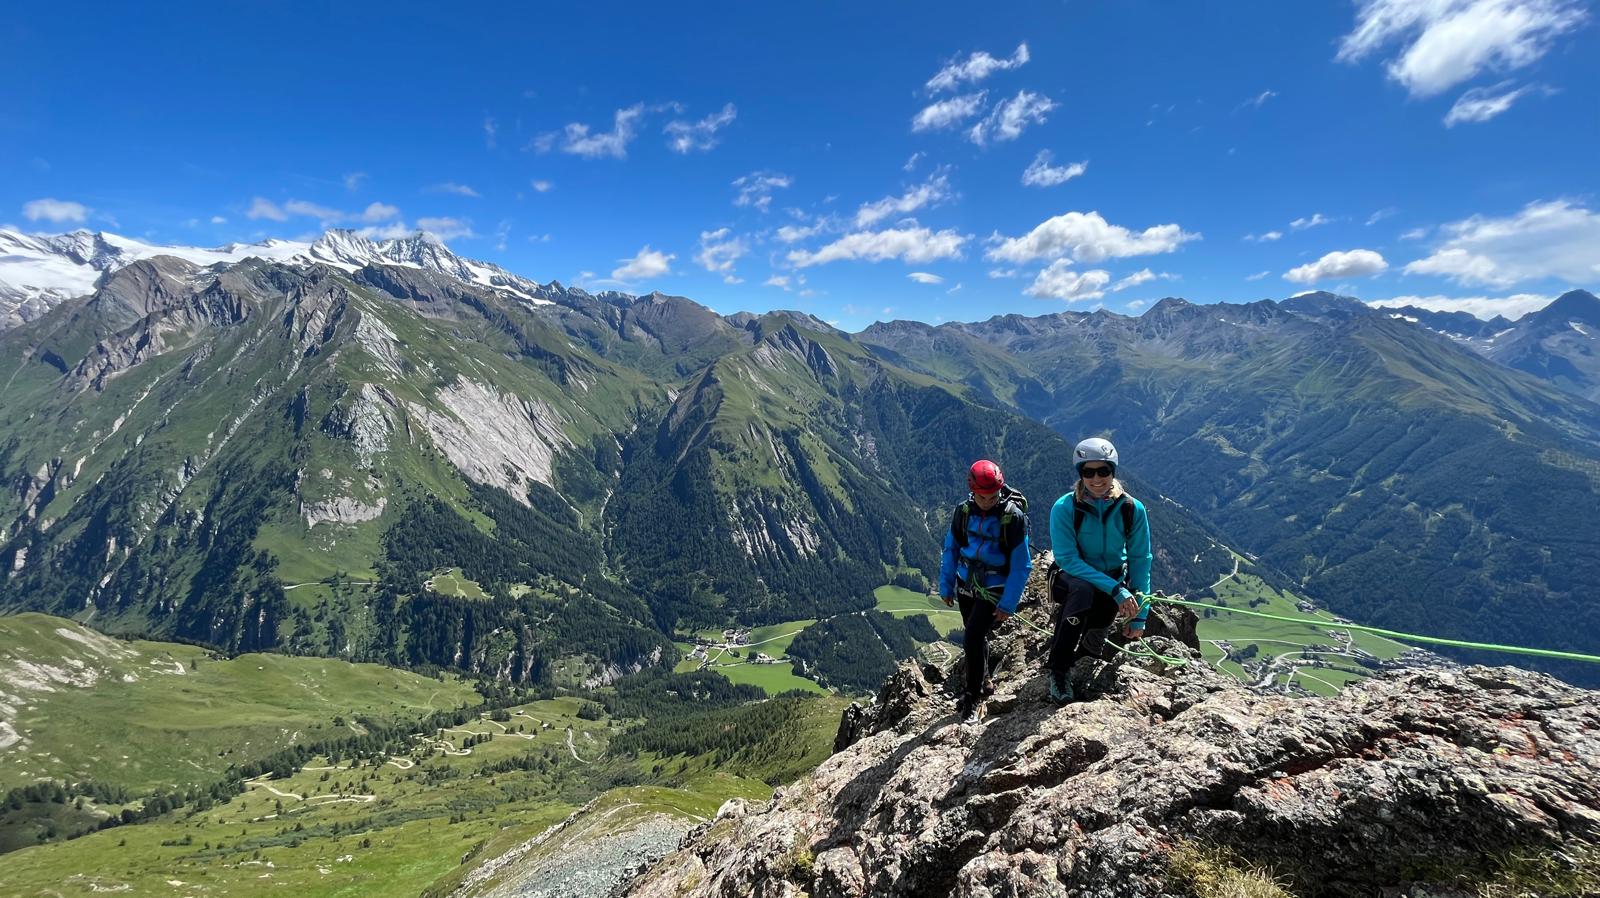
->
[967,459,1004,496]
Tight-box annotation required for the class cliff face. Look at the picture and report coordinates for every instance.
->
[620,573,1600,898]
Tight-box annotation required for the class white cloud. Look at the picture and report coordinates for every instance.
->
[912,92,987,132]
[787,226,968,268]
[987,268,1022,279]
[247,197,289,221]
[732,171,792,212]
[947,282,963,294]
[1337,0,1586,97]
[1403,199,1600,287]
[1246,270,1271,281]
[428,182,481,197]
[253,197,403,227]
[968,90,1056,145]
[484,117,498,149]
[1401,226,1430,240]
[1284,249,1390,283]
[612,245,675,281]
[1443,80,1536,125]
[1109,269,1173,292]
[903,152,924,172]
[1367,292,1554,319]
[1238,89,1278,110]
[1290,213,1331,230]
[211,215,227,224]
[284,199,345,221]
[343,172,367,191]
[1366,207,1399,225]
[1021,151,1087,188]
[494,220,511,252]
[530,180,553,193]
[665,103,737,153]
[540,104,645,159]
[23,198,90,223]
[926,42,1030,93]
[776,222,825,243]
[356,222,416,240]
[695,227,747,275]
[986,211,1200,264]
[907,271,944,284]
[1026,261,1112,301]
[855,172,953,228]
[1126,299,1150,310]
[416,217,475,240]
[764,275,792,290]
[1245,230,1284,242]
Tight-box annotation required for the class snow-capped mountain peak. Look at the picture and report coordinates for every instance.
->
[0,226,557,330]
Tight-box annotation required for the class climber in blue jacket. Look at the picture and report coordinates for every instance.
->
[940,459,1032,724]
[1046,437,1152,703]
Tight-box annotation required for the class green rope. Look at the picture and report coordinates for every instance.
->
[1148,594,1600,665]
[930,593,1191,668]
[932,585,1600,669]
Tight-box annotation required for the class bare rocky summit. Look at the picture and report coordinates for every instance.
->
[619,569,1600,898]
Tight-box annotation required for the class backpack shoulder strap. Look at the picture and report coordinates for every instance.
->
[952,501,972,548]
[1121,496,1136,537]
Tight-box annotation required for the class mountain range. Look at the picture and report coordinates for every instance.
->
[0,228,1596,686]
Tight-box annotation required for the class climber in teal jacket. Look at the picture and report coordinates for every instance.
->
[1045,437,1152,703]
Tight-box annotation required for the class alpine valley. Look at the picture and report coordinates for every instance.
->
[1,228,1598,896]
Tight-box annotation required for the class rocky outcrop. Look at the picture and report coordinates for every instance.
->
[406,376,573,505]
[620,571,1600,898]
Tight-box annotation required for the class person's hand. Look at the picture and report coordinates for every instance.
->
[1116,592,1141,621]
[942,595,954,607]
[993,609,1011,622]
[1122,621,1145,640]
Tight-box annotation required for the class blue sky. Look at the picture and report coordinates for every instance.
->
[5,1,1598,328]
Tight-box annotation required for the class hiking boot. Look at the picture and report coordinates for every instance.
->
[1048,670,1075,704]
[961,699,985,725]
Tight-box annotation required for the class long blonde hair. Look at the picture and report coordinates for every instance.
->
[1073,478,1124,503]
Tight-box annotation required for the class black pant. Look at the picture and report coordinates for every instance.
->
[1047,575,1119,674]
[957,591,1000,702]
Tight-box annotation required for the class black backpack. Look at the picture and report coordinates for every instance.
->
[951,486,1029,578]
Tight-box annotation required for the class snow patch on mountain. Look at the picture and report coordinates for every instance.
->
[0,227,553,330]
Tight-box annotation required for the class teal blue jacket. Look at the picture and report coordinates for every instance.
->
[1049,485,1152,625]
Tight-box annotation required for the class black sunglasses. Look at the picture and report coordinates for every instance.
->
[1080,465,1115,479]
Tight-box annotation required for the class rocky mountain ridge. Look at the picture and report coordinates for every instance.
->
[620,566,1600,898]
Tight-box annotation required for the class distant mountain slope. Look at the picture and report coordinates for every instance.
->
[0,250,670,681]
[1483,289,1600,404]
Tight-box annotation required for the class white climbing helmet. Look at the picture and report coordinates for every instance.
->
[1073,437,1119,473]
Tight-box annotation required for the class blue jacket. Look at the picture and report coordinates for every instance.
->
[1049,485,1152,624]
[939,489,1032,613]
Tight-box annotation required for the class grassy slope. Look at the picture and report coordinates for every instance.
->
[0,689,848,898]
[0,614,479,794]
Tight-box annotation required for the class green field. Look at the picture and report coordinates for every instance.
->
[670,591,959,697]
[0,687,833,898]
[0,615,850,897]
[0,697,616,898]
[873,585,964,639]
[0,614,479,794]
[1194,573,1411,696]
[424,567,490,600]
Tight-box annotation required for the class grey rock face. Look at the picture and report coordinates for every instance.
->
[620,569,1600,898]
